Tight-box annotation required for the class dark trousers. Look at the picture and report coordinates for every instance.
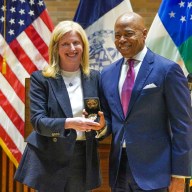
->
[64,141,91,192]
[111,149,168,192]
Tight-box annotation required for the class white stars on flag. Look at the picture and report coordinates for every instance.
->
[10,7,16,13]
[188,2,192,8]
[9,18,15,25]
[180,15,186,22]
[38,1,44,6]
[19,9,25,15]
[179,1,185,8]
[168,1,192,23]
[8,29,14,35]
[29,0,35,6]
[169,11,175,18]
[18,19,25,26]
[28,10,34,16]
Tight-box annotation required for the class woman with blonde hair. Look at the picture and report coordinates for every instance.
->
[14,21,105,192]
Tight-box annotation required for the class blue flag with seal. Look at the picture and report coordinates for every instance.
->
[146,0,192,75]
[74,0,132,71]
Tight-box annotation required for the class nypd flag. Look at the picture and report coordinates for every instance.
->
[74,0,132,71]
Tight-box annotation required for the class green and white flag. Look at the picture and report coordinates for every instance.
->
[146,0,192,76]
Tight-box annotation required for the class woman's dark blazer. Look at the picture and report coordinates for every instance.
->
[14,69,101,191]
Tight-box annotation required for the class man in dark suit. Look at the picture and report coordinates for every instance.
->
[100,12,192,192]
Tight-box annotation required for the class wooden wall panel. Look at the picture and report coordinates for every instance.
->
[0,148,35,192]
[44,0,162,29]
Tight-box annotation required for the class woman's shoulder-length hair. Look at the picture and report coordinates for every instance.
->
[42,20,90,78]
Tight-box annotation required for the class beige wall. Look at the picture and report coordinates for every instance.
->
[44,0,162,30]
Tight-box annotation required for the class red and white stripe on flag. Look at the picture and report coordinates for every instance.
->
[0,0,54,167]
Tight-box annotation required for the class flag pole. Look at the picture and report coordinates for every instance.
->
[2,0,7,75]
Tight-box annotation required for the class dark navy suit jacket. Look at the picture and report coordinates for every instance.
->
[100,49,192,190]
[14,69,101,191]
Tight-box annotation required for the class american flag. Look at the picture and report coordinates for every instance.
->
[0,0,53,167]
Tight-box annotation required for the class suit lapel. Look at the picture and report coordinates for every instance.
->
[49,75,73,117]
[126,50,154,116]
[81,71,90,98]
[111,58,125,120]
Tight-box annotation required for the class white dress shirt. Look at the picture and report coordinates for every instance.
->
[61,69,86,140]
[119,46,147,147]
